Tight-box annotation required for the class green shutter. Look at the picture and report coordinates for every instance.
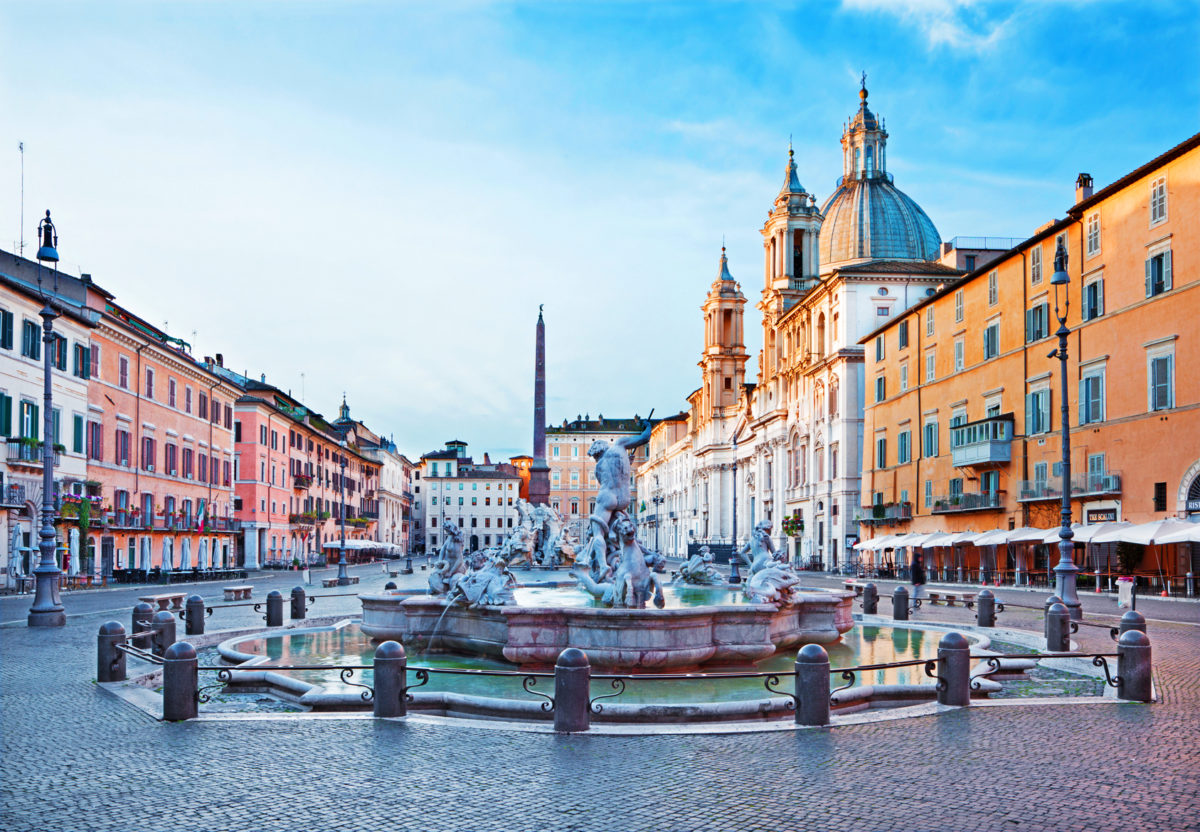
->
[73,414,84,453]
[0,309,12,350]
[31,403,40,440]
[0,393,10,436]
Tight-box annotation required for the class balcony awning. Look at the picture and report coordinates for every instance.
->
[1091,519,1198,545]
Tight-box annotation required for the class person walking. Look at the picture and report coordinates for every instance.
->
[910,551,927,609]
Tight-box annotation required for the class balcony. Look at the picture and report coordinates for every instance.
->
[931,491,1005,514]
[6,442,62,468]
[854,502,914,526]
[401,490,415,503]
[950,414,1014,467]
[293,473,314,490]
[1019,472,1122,502]
[360,509,379,520]
[2,481,27,507]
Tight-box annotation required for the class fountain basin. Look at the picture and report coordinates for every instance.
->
[359,588,854,670]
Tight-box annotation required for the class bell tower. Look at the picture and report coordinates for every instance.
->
[760,144,822,311]
[698,247,748,423]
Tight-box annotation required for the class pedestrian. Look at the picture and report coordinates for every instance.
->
[910,551,926,607]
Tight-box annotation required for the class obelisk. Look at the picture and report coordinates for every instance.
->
[528,305,551,507]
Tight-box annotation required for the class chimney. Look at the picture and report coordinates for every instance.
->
[215,353,224,367]
[1075,173,1094,204]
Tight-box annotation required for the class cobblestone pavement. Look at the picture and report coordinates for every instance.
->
[2,562,1198,832]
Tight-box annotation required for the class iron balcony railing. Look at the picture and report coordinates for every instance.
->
[854,502,913,526]
[931,491,1005,514]
[950,413,1014,467]
[6,442,62,467]
[1018,472,1122,502]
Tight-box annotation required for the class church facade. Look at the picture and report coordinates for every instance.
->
[637,83,962,568]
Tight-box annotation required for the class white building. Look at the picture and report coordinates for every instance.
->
[1,255,98,586]
[420,441,521,553]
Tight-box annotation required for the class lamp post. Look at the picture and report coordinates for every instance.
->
[28,210,66,627]
[1049,238,1081,620]
[336,445,349,586]
[729,433,741,584]
[652,477,663,555]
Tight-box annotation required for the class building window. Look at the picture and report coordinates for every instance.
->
[1150,176,1167,226]
[21,320,40,360]
[983,322,1000,360]
[949,478,963,501]
[924,307,934,338]
[1145,249,1172,297]
[145,367,155,400]
[184,386,192,413]
[72,344,90,379]
[964,254,976,271]
[923,421,938,457]
[89,344,100,379]
[897,430,911,464]
[874,376,886,403]
[1153,482,1167,512]
[118,355,129,388]
[925,351,935,383]
[1082,279,1104,321]
[954,290,964,323]
[954,338,964,372]
[1025,302,1050,342]
[552,446,559,458]
[72,414,84,453]
[1148,353,1174,412]
[981,470,999,495]
[1086,212,1101,257]
[0,308,12,350]
[987,271,998,305]
[875,335,884,362]
[900,363,909,392]
[898,320,909,349]
[1080,370,1105,425]
[115,429,131,466]
[875,436,886,469]
[924,479,933,507]
[1030,245,1042,285]
[1026,388,1051,434]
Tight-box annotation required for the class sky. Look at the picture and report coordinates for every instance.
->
[2,1,1197,461]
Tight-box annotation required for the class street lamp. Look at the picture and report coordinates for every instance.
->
[28,210,66,627]
[652,476,664,555]
[729,433,741,584]
[1049,238,1081,620]
[336,444,349,586]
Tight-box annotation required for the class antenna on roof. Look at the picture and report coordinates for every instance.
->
[18,142,24,257]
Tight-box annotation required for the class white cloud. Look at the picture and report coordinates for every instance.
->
[840,0,1012,51]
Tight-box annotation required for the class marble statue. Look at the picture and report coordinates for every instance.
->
[744,563,804,605]
[572,513,664,609]
[738,519,781,575]
[447,552,516,608]
[428,521,468,595]
[676,545,725,585]
[587,419,652,542]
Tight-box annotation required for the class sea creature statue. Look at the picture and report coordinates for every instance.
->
[738,519,781,575]
[535,504,565,566]
[572,513,664,609]
[743,563,804,606]
[428,521,468,595]
[675,545,725,585]
[500,523,535,568]
[542,522,577,569]
[446,552,516,608]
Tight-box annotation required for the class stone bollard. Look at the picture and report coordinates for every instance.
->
[384,581,397,591]
[185,595,206,636]
[266,590,284,627]
[162,641,198,721]
[97,621,127,683]
[151,610,177,658]
[131,602,155,650]
[892,585,909,621]
[290,587,306,621]
[1118,610,1147,638]
[1117,629,1153,702]
[1046,602,1070,652]
[937,632,971,707]
[794,643,831,726]
[373,640,407,718]
[862,583,879,615]
[975,589,996,628]
[1043,595,1063,639]
[553,647,591,732]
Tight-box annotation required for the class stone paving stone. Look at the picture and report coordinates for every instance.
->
[1,562,1198,831]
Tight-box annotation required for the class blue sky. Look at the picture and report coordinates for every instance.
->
[2,1,1197,460]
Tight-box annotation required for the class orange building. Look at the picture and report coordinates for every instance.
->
[859,132,1200,584]
[82,282,240,576]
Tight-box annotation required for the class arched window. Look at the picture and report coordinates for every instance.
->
[854,147,861,175]
[865,145,874,173]
[816,314,826,357]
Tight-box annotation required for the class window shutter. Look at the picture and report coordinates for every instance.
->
[1163,250,1172,291]
[1024,308,1032,342]
[1145,258,1152,297]
[31,404,40,440]
[1025,393,1034,435]
[0,309,11,349]
[1079,381,1086,425]
[1097,280,1104,317]
[0,393,9,436]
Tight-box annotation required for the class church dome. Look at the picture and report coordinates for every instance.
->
[819,177,942,268]
[818,81,942,270]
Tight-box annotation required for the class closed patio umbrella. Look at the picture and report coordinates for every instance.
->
[68,528,80,576]
[198,539,209,570]
[161,538,173,571]
[180,538,192,570]
[139,537,151,570]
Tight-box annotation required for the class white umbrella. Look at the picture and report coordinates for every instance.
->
[1042,523,1084,544]
[918,532,954,549]
[1071,522,1131,544]
[1007,527,1053,543]
[68,528,80,575]
[967,529,1009,546]
[855,534,895,551]
[139,537,151,570]
[1091,519,1197,545]
[180,538,192,570]
[1149,522,1200,545]
[161,538,172,571]
[198,539,209,570]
